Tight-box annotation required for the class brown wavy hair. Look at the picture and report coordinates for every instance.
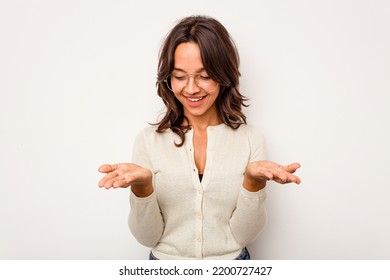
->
[155,15,248,146]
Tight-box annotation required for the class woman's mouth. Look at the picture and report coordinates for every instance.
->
[185,95,207,107]
[187,96,205,102]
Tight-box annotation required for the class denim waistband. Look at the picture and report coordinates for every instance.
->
[149,247,250,260]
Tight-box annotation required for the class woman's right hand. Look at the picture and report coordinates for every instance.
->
[98,163,153,197]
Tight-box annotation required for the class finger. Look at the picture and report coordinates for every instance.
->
[274,171,288,183]
[98,178,106,188]
[285,174,301,184]
[111,171,139,188]
[112,173,134,188]
[98,164,119,173]
[282,163,301,174]
[103,176,124,189]
[291,174,301,184]
[99,174,111,188]
[98,170,120,187]
[120,171,150,188]
[99,177,113,188]
[100,178,113,189]
[274,174,301,185]
[112,179,127,188]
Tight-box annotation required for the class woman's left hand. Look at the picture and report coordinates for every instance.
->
[243,161,301,192]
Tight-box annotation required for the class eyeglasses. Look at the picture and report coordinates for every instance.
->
[164,71,218,92]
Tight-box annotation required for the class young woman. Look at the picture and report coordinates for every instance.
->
[98,15,301,260]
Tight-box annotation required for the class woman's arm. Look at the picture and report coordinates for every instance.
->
[229,126,301,245]
[98,163,164,246]
[98,128,165,247]
[229,162,301,245]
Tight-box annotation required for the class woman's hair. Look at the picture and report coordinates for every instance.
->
[155,15,248,146]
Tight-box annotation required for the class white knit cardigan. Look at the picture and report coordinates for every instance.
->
[128,123,267,259]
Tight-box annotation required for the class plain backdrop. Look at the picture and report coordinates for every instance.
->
[1,0,389,260]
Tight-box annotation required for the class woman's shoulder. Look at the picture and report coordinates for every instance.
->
[230,123,264,138]
[135,125,175,143]
[137,125,158,135]
[137,125,175,135]
[234,124,266,148]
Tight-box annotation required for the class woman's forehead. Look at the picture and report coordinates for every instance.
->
[173,42,205,73]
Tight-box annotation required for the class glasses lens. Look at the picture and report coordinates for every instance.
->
[166,72,218,92]
[196,75,218,92]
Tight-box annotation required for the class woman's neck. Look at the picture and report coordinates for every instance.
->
[184,115,222,131]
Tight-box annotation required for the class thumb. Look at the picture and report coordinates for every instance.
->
[98,164,118,173]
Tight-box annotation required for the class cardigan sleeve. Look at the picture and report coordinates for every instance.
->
[229,188,267,245]
[128,128,164,247]
[229,126,267,245]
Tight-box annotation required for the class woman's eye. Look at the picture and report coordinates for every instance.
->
[200,76,211,80]
[174,76,186,81]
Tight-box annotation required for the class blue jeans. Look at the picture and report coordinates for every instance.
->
[149,247,250,260]
[234,247,251,260]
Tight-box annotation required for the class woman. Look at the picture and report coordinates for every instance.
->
[98,15,301,260]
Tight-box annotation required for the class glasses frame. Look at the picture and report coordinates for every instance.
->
[164,71,219,93]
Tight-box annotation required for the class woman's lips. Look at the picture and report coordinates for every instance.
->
[187,96,205,102]
[185,95,206,107]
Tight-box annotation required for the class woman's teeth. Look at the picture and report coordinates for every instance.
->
[187,96,204,102]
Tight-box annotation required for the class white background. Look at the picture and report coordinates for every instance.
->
[1,0,389,260]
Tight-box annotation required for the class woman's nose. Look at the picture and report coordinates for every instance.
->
[184,77,200,94]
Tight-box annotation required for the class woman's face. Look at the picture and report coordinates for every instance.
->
[171,42,220,125]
